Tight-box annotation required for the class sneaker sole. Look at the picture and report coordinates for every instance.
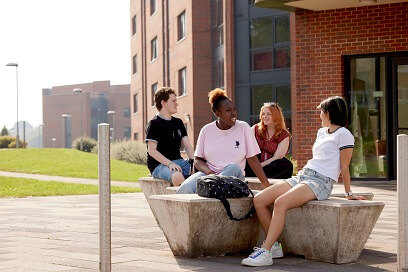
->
[241,260,273,267]
[272,252,284,258]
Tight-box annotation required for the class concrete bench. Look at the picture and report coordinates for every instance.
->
[146,191,383,263]
[148,194,259,258]
[277,198,384,264]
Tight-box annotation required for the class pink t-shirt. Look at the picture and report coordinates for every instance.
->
[194,120,261,174]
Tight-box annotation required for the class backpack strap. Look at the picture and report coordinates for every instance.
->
[219,189,255,221]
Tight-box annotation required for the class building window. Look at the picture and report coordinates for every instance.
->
[151,37,158,61]
[132,15,137,35]
[213,59,224,89]
[132,54,137,74]
[134,132,139,140]
[211,0,224,48]
[151,83,158,106]
[177,11,186,41]
[150,0,156,15]
[250,84,291,131]
[123,107,130,118]
[133,94,138,113]
[178,67,187,96]
[124,127,131,139]
[249,15,290,71]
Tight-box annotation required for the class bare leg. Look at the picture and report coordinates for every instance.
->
[253,181,292,234]
[262,184,316,250]
[171,172,185,186]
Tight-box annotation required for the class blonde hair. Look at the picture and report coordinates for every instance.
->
[257,103,290,140]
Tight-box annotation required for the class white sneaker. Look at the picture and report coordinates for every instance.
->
[271,242,284,258]
[241,247,273,267]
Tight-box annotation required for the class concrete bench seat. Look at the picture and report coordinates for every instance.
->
[138,176,281,199]
[277,198,384,264]
[148,194,259,258]
[139,177,375,201]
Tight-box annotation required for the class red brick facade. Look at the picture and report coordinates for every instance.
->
[291,2,408,168]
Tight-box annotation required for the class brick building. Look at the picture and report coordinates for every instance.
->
[130,0,291,149]
[42,81,131,148]
[256,0,408,180]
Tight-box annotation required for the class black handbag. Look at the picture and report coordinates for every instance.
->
[196,174,255,221]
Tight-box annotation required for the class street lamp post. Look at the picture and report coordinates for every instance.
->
[6,63,19,148]
[39,123,44,148]
[107,110,116,142]
[52,138,56,148]
[73,88,83,151]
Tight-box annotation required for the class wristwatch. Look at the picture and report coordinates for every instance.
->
[345,190,353,197]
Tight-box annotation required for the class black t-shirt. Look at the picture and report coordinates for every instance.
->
[145,115,187,173]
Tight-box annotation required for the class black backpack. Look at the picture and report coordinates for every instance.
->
[196,174,255,221]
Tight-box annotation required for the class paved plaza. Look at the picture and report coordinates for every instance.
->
[0,176,398,271]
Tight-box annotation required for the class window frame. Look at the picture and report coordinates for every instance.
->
[178,67,187,96]
[151,37,158,61]
[177,11,186,42]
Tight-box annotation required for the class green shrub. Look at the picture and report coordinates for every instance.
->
[72,136,98,152]
[1,126,8,136]
[0,136,27,148]
[111,140,147,165]
[8,140,28,148]
[0,136,13,148]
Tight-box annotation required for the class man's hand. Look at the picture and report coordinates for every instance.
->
[168,162,182,172]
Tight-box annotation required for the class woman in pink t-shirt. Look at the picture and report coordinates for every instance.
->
[245,103,293,179]
[177,88,270,194]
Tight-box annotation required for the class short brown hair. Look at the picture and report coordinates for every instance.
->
[154,87,176,111]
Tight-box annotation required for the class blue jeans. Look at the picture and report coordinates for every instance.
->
[151,159,191,183]
[177,163,244,194]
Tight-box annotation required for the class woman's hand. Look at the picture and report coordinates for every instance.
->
[346,195,366,200]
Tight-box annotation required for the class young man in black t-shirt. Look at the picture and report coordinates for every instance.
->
[145,87,194,186]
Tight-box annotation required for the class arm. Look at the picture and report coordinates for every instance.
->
[147,141,182,172]
[181,137,194,159]
[247,156,270,189]
[340,148,365,200]
[261,137,290,167]
[194,156,214,175]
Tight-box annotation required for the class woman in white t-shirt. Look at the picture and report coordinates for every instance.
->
[241,96,365,267]
[177,88,270,194]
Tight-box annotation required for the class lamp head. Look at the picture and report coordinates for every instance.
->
[107,111,116,115]
[6,63,18,67]
[72,88,82,93]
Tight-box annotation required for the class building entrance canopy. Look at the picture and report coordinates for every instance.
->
[255,0,408,11]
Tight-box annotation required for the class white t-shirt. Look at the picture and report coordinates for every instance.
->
[303,127,354,182]
[194,120,261,175]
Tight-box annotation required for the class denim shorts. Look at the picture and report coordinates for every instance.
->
[285,168,335,200]
[151,158,191,182]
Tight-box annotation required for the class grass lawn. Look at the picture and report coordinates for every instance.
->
[0,176,141,198]
[0,149,149,182]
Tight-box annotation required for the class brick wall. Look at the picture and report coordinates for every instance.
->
[292,2,408,168]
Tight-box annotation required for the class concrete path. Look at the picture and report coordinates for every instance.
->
[0,177,397,271]
[0,171,140,188]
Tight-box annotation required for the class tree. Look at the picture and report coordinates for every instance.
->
[1,126,8,136]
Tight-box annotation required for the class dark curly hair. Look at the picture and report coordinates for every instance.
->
[208,88,230,114]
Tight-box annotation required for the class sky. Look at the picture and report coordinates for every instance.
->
[0,0,130,130]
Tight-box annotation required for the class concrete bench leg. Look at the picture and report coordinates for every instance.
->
[138,177,172,199]
[148,194,260,258]
[278,199,384,264]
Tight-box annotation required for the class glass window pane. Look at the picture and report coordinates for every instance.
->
[275,16,290,43]
[132,15,136,35]
[349,57,387,178]
[250,17,273,49]
[276,84,291,132]
[274,47,290,68]
[251,84,273,117]
[151,83,158,106]
[398,64,408,134]
[251,50,273,71]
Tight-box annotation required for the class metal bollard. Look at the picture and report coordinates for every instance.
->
[98,123,111,272]
[398,134,408,272]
